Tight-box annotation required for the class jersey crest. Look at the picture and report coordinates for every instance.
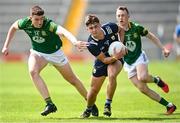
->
[126,41,136,52]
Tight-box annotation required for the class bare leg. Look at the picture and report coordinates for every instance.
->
[87,76,106,106]
[28,52,49,99]
[130,75,161,102]
[107,61,122,100]
[130,63,161,101]
[54,63,87,100]
[136,64,153,83]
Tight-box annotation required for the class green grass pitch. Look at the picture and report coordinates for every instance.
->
[0,61,180,122]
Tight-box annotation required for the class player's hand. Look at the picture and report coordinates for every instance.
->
[162,47,170,58]
[1,47,9,56]
[74,41,89,51]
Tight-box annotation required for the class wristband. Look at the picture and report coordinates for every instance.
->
[112,56,118,60]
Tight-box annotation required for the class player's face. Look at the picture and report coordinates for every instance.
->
[86,23,101,37]
[116,9,129,26]
[30,15,44,28]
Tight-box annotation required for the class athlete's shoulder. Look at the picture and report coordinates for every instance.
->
[87,36,98,46]
[102,22,118,34]
[130,21,148,36]
[130,21,144,28]
[43,17,58,32]
[102,22,118,29]
[43,17,53,27]
[18,17,31,29]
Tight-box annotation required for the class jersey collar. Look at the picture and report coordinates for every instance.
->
[124,21,131,31]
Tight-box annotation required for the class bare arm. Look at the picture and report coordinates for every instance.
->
[56,25,88,50]
[1,20,19,56]
[146,31,170,57]
[97,50,125,64]
[146,32,164,49]
[97,52,118,64]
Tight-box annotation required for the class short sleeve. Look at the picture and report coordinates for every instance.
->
[87,43,101,57]
[18,17,29,29]
[48,22,58,33]
[108,22,119,33]
[103,22,119,34]
[137,24,148,36]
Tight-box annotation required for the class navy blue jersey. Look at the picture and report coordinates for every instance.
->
[87,22,119,57]
[87,22,121,77]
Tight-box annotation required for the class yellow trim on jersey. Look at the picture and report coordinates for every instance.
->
[62,0,87,54]
[128,21,131,29]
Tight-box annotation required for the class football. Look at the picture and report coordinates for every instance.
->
[108,41,126,56]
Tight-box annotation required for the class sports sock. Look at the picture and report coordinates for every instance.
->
[153,76,164,87]
[105,99,112,106]
[167,102,173,107]
[159,97,169,107]
[45,97,53,105]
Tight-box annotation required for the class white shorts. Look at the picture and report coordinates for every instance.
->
[124,51,149,78]
[30,49,68,66]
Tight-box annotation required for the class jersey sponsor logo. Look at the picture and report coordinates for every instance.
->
[126,41,136,52]
[111,35,115,40]
[32,30,46,43]
[32,36,45,43]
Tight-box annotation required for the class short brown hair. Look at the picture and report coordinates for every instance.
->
[30,5,44,16]
[117,6,129,15]
[85,14,100,26]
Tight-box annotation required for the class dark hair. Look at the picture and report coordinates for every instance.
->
[30,5,44,16]
[85,14,100,26]
[117,6,129,15]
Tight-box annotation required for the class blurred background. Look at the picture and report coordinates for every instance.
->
[0,0,180,62]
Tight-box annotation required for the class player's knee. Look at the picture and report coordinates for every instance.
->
[137,75,148,83]
[29,69,39,78]
[90,88,99,96]
[108,73,117,80]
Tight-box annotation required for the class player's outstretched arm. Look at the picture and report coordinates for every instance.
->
[56,25,88,51]
[146,31,170,58]
[2,21,19,56]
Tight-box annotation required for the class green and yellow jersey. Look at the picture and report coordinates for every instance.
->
[124,21,148,65]
[18,17,62,54]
